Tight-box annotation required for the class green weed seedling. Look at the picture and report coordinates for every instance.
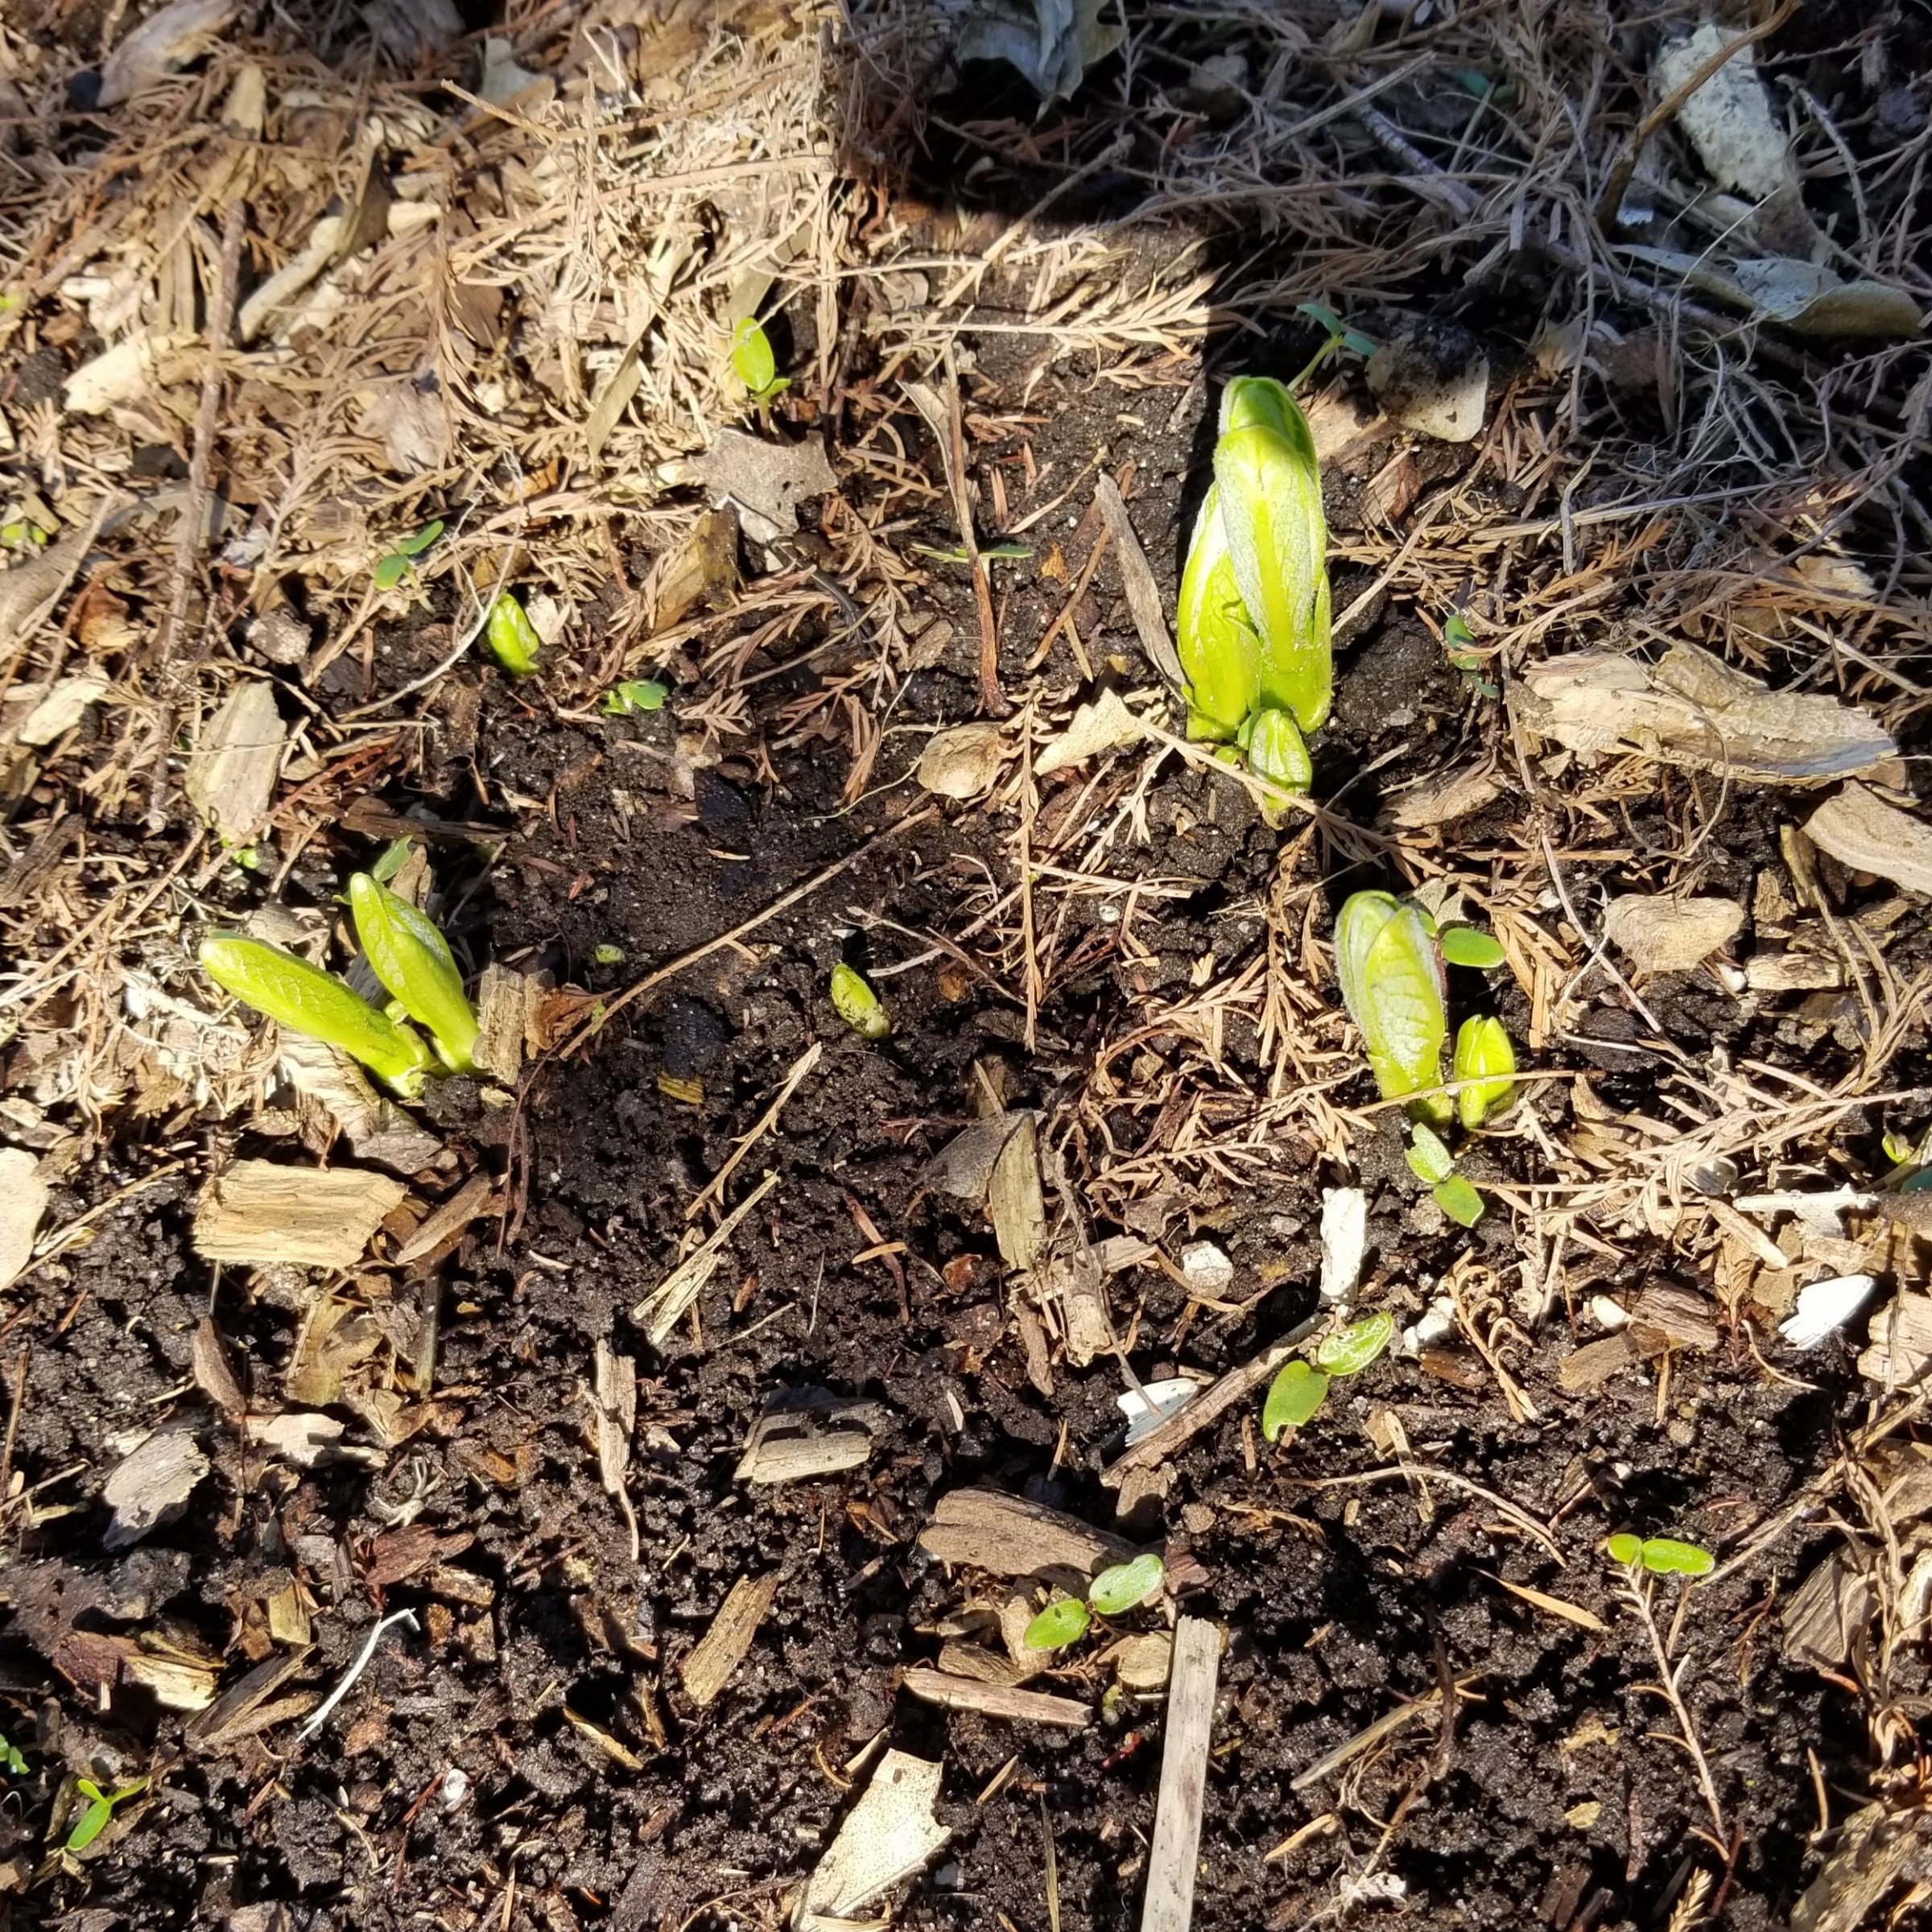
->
[66,1776,146,1853]
[1261,1360,1329,1441]
[1315,1311,1394,1376]
[372,520,444,592]
[731,317,791,407]
[1088,1554,1165,1616]
[603,678,667,716]
[1607,1533,1714,1578]
[485,593,542,675]
[829,964,889,1040]
[0,1734,26,1776]
[1022,1596,1090,1651]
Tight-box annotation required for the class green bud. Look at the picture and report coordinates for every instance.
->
[485,594,541,675]
[1335,891,1447,1121]
[1243,706,1311,825]
[1176,485,1261,741]
[200,932,431,1096]
[1214,377,1331,733]
[829,963,889,1039]
[1453,1014,1517,1129]
[348,874,478,1073]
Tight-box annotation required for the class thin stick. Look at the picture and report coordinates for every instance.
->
[947,345,1006,718]
[297,1608,419,1741]
[686,1040,821,1221]
[1140,1616,1221,1932]
[0,1346,29,1508]
[1625,1574,1728,1841]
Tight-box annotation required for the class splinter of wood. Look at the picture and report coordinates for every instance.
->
[1140,1616,1221,1932]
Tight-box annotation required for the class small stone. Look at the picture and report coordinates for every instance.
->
[1179,1240,1233,1295]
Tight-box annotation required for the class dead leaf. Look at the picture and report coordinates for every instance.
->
[952,0,1124,100]
[185,681,287,844]
[678,428,836,547]
[102,1427,208,1550]
[1625,248,1922,339]
[1093,477,1186,690]
[734,1387,881,1484]
[276,1032,442,1175]
[193,1160,406,1270]
[1484,1573,1608,1633]
[192,1319,246,1418]
[680,1572,778,1707]
[794,1749,951,1932]
[1804,785,1932,895]
[1514,642,1895,782]
[0,1146,48,1290]
[1384,765,1501,829]
[917,720,1005,799]
[1603,894,1745,974]
[653,507,740,630]
[1034,689,1147,777]
[1860,1294,1932,1390]
[924,1112,1030,1201]
[14,671,109,746]
[99,0,236,104]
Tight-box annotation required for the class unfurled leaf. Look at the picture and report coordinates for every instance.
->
[200,933,431,1096]
[1088,1553,1165,1616]
[348,874,477,1073]
[65,1775,144,1852]
[1177,485,1260,741]
[829,964,889,1039]
[373,551,409,592]
[1243,705,1311,824]
[1214,376,1331,733]
[1606,1532,1644,1566]
[1315,1311,1393,1376]
[1261,1359,1328,1440]
[395,520,444,558]
[1023,1595,1090,1650]
[604,678,667,715]
[1439,926,1506,968]
[1639,1537,1714,1578]
[1453,1014,1517,1129]
[1406,1121,1455,1186]
[485,594,541,675]
[731,316,777,396]
[1335,891,1448,1121]
[1432,1174,1485,1227]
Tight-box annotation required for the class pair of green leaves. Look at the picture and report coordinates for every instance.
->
[1606,1533,1713,1579]
[373,520,444,592]
[67,1775,146,1853]
[1022,1552,1167,1652]
[603,678,667,716]
[1261,1310,1395,1443]
[731,317,791,407]
[200,873,478,1096]
[1406,1122,1485,1228]
[1178,377,1331,803]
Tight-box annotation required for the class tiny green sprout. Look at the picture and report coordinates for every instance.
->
[1295,299,1379,361]
[348,874,477,1075]
[1406,1121,1455,1187]
[0,1734,26,1776]
[910,541,1034,564]
[1606,1532,1644,1567]
[1261,1360,1329,1441]
[829,963,889,1040]
[1023,1596,1091,1651]
[485,594,542,675]
[1316,1310,1394,1376]
[232,845,260,871]
[594,943,625,965]
[1443,612,1480,670]
[603,678,668,716]
[1453,1015,1517,1130]
[1241,707,1311,826]
[730,316,790,404]
[370,836,418,886]
[1885,1129,1914,1166]
[1438,927,1506,969]
[1335,890,1448,1123]
[1639,1538,1715,1578]
[66,1776,146,1854]
[1432,1174,1485,1228]
[0,521,27,546]
[1088,1554,1165,1617]
[200,933,431,1096]
[373,520,444,592]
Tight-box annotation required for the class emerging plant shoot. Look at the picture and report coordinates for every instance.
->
[1335,890,1448,1121]
[348,874,479,1074]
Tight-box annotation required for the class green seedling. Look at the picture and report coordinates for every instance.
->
[829,964,889,1040]
[348,874,477,1073]
[373,520,444,592]
[1406,1121,1455,1186]
[730,316,790,405]
[1241,706,1312,821]
[603,678,668,716]
[1316,1310,1394,1376]
[369,836,417,886]
[910,541,1034,564]
[1438,926,1506,969]
[1335,890,1448,1122]
[1178,485,1261,742]
[1261,1360,1329,1440]
[1088,1554,1165,1616]
[594,943,625,965]
[0,1734,26,1776]
[1453,1015,1517,1129]
[200,933,431,1097]
[485,593,541,675]
[1608,1533,1714,1578]
[1023,1596,1090,1651]
[1442,613,1499,696]
[1294,300,1378,361]
[66,1776,147,1853]
[1432,1173,1485,1227]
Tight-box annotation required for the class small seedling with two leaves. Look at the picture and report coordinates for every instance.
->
[602,678,667,716]
[67,1775,147,1852]
[1261,1310,1394,1442]
[1606,1533,1714,1579]
[731,317,791,407]
[0,1733,27,1776]
[372,520,444,592]
[1022,1553,1167,1653]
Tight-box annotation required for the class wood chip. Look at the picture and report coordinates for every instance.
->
[102,1426,208,1550]
[277,1031,442,1175]
[1744,948,1844,991]
[1140,1616,1221,1932]
[1782,1547,1873,1669]
[924,1111,1030,1200]
[1629,1283,1721,1352]
[633,1170,778,1344]
[1789,1801,1932,1932]
[1111,1630,1174,1691]
[393,1173,500,1265]
[1860,1293,1932,1390]
[918,1488,1137,1579]
[1103,1332,1307,1492]
[192,1318,246,1418]
[793,1749,950,1931]
[1384,763,1501,829]
[680,1571,779,1707]
[188,1649,309,1752]
[184,680,287,844]
[472,964,534,1085]
[1042,1250,1113,1368]
[988,1113,1046,1272]
[1557,1331,1641,1393]
[194,1160,406,1270]
[1603,894,1746,975]
[1094,476,1186,689]
[0,1146,48,1290]
[902,1667,1091,1727]
[734,1387,879,1484]
[592,1336,640,1557]
[366,1525,474,1588]
[1805,784,1932,895]
[1034,688,1148,777]
[936,1641,1024,1686]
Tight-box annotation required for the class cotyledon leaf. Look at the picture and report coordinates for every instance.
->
[1175,485,1259,742]
[1358,898,1448,1118]
[349,874,478,1073]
